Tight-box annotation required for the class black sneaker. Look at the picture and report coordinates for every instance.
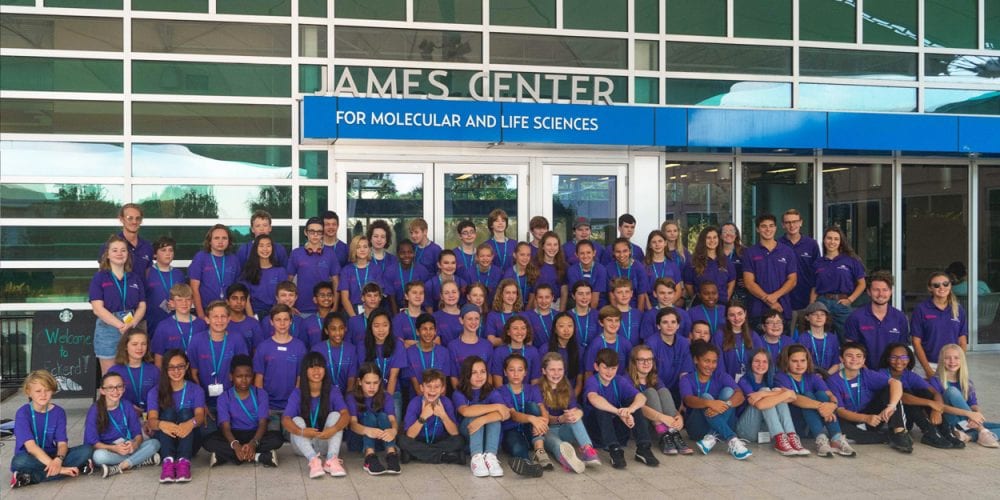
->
[944,429,966,449]
[508,457,543,478]
[634,445,660,467]
[9,472,34,489]
[659,433,678,456]
[671,431,694,455]
[79,460,96,476]
[385,452,401,474]
[920,429,953,449]
[258,450,277,467]
[364,453,386,475]
[609,447,627,469]
[440,451,463,465]
[888,430,914,454]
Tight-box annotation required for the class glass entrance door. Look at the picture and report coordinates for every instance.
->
[434,164,529,247]
[543,164,628,250]
[335,162,434,246]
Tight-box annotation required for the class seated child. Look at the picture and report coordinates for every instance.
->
[148,349,206,483]
[281,352,351,478]
[347,363,401,475]
[203,355,283,467]
[86,372,162,478]
[680,341,751,460]
[399,369,465,464]
[584,348,659,469]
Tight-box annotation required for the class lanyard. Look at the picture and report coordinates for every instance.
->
[373,253,387,274]
[578,263,593,281]
[790,375,806,394]
[670,249,682,269]
[615,262,631,280]
[209,334,228,381]
[423,414,439,443]
[841,369,863,409]
[175,319,194,350]
[108,405,132,440]
[326,341,345,383]
[477,267,491,288]
[419,346,436,371]
[508,385,525,412]
[458,249,474,270]
[810,334,828,368]
[602,336,618,354]
[573,310,591,346]
[534,310,549,340]
[310,396,321,428]
[735,339,746,366]
[354,264,370,292]
[404,312,418,341]
[375,349,389,383]
[596,375,620,406]
[491,239,507,269]
[176,382,188,410]
[694,375,711,397]
[652,260,666,279]
[233,387,258,422]
[155,267,174,295]
[398,263,415,291]
[414,244,425,264]
[126,364,145,407]
[111,272,128,311]
[514,271,527,300]
[765,339,781,362]
[623,309,632,342]
[210,254,227,298]
[30,405,49,448]
[701,305,718,334]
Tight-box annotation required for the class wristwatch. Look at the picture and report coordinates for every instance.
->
[417,416,427,424]
[724,400,732,408]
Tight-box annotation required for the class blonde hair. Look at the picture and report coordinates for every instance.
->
[539,352,571,411]
[928,271,960,320]
[491,278,524,313]
[627,345,658,390]
[23,370,58,394]
[99,234,133,272]
[349,235,370,263]
[935,344,970,401]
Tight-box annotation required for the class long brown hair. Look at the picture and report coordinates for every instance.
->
[527,231,567,285]
[157,349,193,411]
[113,328,154,365]
[627,345,659,389]
[353,362,386,413]
[691,226,728,277]
[722,303,753,351]
[100,234,133,272]
[539,352,571,411]
[97,372,125,434]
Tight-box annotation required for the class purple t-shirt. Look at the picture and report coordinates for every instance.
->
[146,380,206,412]
[647,334,693,390]
[679,370,739,401]
[346,393,395,419]
[686,304,724,338]
[645,260,683,292]
[217,387,269,431]
[501,267,531,308]
[929,377,978,406]
[186,331,248,392]
[188,251,240,304]
[287,246,341,313]
[236,239,289,270]
[392,310,421,344]
[568,309,601,350]
[682,258,737,305]
[489,344,541,382]
[89,270,145,313]
[283,386,347,424]
[370,252,400,288]
[346,313,370,347]
[827,368,891,412]
[403,395,456,442]
[386,262,430,307]
[463,265,502,301]
[778,234,819,310]
[338,263,384,310]
[407,344,456,383]
[356,339,407,388]
[776,371,829,396]
[423,274,469,310]
[603,242,645,266]
[526,310,555,348]
[605,260,649,306]
[432,310,463,345]
[910,298,968,363]
[813,253,865,296]
[497,384,543,430]
[760,334,795,364]
[152,316,208,356]
[13,403,68,455]
[454,247,477,275]
[452,387,505,408]
[85,401,141,445]
[311,340,357,389]
[144,266,186,334]
[252,337,307,410]
[448,336,493,368]
[742,242,798,320]
[567,262,609,296]
[882,368,931,393]
[488,238,517,272]
[583,335,633,376]
[257,314,310,348]
[325,240,349,269]
[844,304,910,369]
[616,308,642,345]
[711,330,763,380]
[108,362,159,410]
[301,313,327,349]
[564,240,609,266]
[641,306,692,341]
[414,241,443,275]
[227,316,262,354]
[531,263,565,302]
[797,331,840,370]
[241,266,286,316]
[583,374,641,410]
[484,311,517,338]
[98,232,154,283]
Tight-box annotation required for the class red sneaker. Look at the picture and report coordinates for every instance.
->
[773,433,797,456]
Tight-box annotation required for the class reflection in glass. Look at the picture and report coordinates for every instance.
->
[0,14,123,51]
[664,42,791,75]
[798,84,915,112]
[925,54,1000,84]
[132,102,291,138]
[665,79,790,108]
[823,163,892,274]
[0,141,124,177]
[799,48,916,80]
[491,33,627,69]
[925,89,1000,115]
[132,61,291,97]
[131,144,292,179]
[552,175,616,248]
[1,183,125,218]
[346,173,423,244]
[133,185,292,219]
[2,226,131,261]
[300,25,328,58]
[300,186,328,220]
[1,269,98,303]
[1,57,124,93]
[664,162,732,247]
[443,174,518,249]
[741,162,814,246]
[976,165,1000,344]
[1,99,123,135]
[132,20,292,57]
[300,150,328,179]
[335,27,482,63]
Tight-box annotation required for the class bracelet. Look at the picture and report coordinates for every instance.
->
[54,455,65,461]
[230,440,239,450]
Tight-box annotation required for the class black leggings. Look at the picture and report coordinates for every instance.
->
[842,387,907,445]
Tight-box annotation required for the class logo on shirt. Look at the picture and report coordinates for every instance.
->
[924,314,938,320]
[837,265,850,272]
[777,257,788,264]
[889,328,900,334]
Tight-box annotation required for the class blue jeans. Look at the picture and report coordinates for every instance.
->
[789,390,842,439]
[155,407,195,460]
[359,411,397,453]
[942,386,1000,439]
[817,296,852,337]
[736,399,796,441]
[502,402,543,459]
[10,444,92,483]
[543,420,593,461]
[92,438,161,467]
[94,311,131,359]
[460,417,501,455]
[685,387,736,441]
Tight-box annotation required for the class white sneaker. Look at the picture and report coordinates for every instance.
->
[558,442,585,474]
[470,453,489,477]
[696,433,718,455]
[483,453,504,477]
[728,438,752,460]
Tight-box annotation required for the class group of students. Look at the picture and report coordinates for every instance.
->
[9,204,1000,489]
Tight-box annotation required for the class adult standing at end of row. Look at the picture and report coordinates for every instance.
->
[98,203,154,284]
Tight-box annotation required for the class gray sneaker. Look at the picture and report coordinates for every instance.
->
[532,448,554,470]
[815,434,834,458]
[832,435,857,457]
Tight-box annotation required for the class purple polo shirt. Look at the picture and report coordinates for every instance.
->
[98,232,154,283]
[641,306,692,341]
[584,374,641,411]
[813,253,866,296]
[844,304,910,369]
[311,340,357,389]
[236,240,289,270]
[283,386,347,421]
[910,298,967,363]
[151,316,208,355]
[604,260,650,307]
[489,344,541,382]
[531,263,565,302]
[186,332,248,392]
[778,234,819,310]
[564,240,609,266]
[724,248,746,290]
[743,242,798,320]
[407,344,456,383]
[345,393,395,418]
[13,404,67,455]
[827,367,891,412]
[568,309,601,349]
[679,370,739,401]
[89,270,145,313]
[712,331,764,380]
[423,274,469,310]
[146,380,206,412]
[241,267,286,316]
[566,262,609,296]
[252,337,307,410]
[682,258,737,305]
[386,262,430,307]
[217,387,269,431]
[497,384,543,430]
[287,246,341,313]
[414,241,443,275]
[647,334,693,390]
[189,251,240,304]
[228,316,262,353]
[85,402,141,445]
[686,304,724,338]
[583,335,633,376]
[797,332,840,371]
[404,395,456,442]
[501,267,531,308]
[776,371,829,396]
[432,310,463,345]
[108,362,159,410]
[488,238,517,272]
[525,310,554,348]
[144,266,186,334]
[448,336,493,368]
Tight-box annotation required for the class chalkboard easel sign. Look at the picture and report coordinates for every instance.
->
[30,309,98,398]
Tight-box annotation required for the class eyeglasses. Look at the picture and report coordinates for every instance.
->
[305,229,323,235]
[930,281,951,288]
[123,215,143,222]
[102,384,125,391]
[889,355,910,361]
[166,364,188,372]
[460,230,477,236]
[635,358,654,363]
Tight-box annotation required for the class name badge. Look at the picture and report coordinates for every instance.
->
[159,299,170,313]
[356,304,365,315]
[277,346,288,352]
[208,383,223,397]
[850,382,859,388]
[757,431,771,444]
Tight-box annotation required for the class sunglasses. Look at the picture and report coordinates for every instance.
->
[930,281,952,288]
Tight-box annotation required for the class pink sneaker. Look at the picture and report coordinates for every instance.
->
[159,459,175,483]
[308,457,324,479]
[324,457,347,477]
[579,445,601,465]
[174,458,191,482]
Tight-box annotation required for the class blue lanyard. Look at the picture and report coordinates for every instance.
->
[573,310,591,345]
[595,375,620,406]
[458,249,475,271]
[694,375,711,397]
[405,312,418,341]
[419,346,436,371]
[534,310,549,340]
[790,375,806,394]
[701,305,718,334]
[735,339,746,366]
[398,263,415,291]
[210,254,227,299]
[373,253,387,274]
[176,382,189,410]
[841,369,863,409]
[209,334,228,381]
[578,263,593,281]
[615,262,631,280]
[108,405,132,440]
[326,341,345,383]
[354,264,370,293]
[671,249,683,269]
[233,388,258,422]
[765,339,781,362]
[514,269,527,299]
[623,309,633,342]
[310,396,321,428]
[30,405,49,448]
[111,272,128,311]
[652,260,666,279]
[810,334,828,367]
[423,414,439,443]
[602,336,618,353]
[476,267,491,288]
[507,385,525,412]
[155,267,173,295]
[175,319,194,350]
[491,239,508,269]
[126,364,145,407]
[375,347,389,383]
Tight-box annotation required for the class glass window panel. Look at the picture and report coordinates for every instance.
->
[490,0,555,28]
[0,15,123,51]
[1,269,95,303]
[1,184,125,218]
[988,0,1000,49]
[664,162,733,234]
[300,25,328,58]
[977,165,1000,343]
[335,0,405,21]
[132,20,291,57]
[1,57,123,93]
[564,0,626,31]
[132,0,207,12]
[133,185,292,219]
[132,144,292,178]
[442,174,518,249]
[335,27,482,63]
[44,0,120,8]
[741,162,814,246]
[300,186,328,220]
[665,78,791,108]
[335,67,479,99]
[665,42,792,75]
[300,0,326,17]
[414,0,482,24]
[634,77,659,104]
[132,61,290,97]
[925,89,1000,115]
[734,0,791,40]
[491,34,627,69]
[635,40,658,71]
[635,0,659,34]
[1,0,34,5]
[1,99,123,135]
[489,72,628,103]
[1,226,127,261]
[132,103,291,138]
[823,163,892,274]
[925,54,1000,84]
[300,64,325,93]
[800,0,855,43]
[300,151,328,179]
[798,83,916,112]
[665,0,725,36]
[901,165,969,313]
[345,173,424,243]
[0,141,124,178]
[863,0,918,46]
[925,0,977,48]
[552,175,616,247]
[217,0,290,16]
[799,48,917,80]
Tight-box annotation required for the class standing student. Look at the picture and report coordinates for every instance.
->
[485,279,523,346]
[498,354,553,472]
[608,277,641,344]
[567,281,601,350]
[453,219,479,274]
[151,283,207,367]
[86,372,162,478]
[454,356,528,478]
[367,220,399,291]
[684,281,723,338]
[108,329,159,419]
[148,350,205,483]
[187,301,248,407]
[406,314,456,393]
[282,353,351,478]
[539,353,601,473]
[640,278,691,341]
[394,282,426,348]
[240,234,285,317]
[932,344,1000,448]
[146,236,186,336]
[253,304,308,423]
[778,345,855,457]
[646,308,694,409]
[778,209,820,316]
[911,271,968,377]
[236,210,289,269]
[91,235,147,374]
[563,217,609,265]
[759,309,795,363]
[683,226,736,305]
[606,238,650,311]
[346,283,384,346]
[358,309,406,424]
[526,284,556,348]
[465,243,502,304]
[827,342,911,453]
[527,215,550,257]
[689,321,714,344]
[809,226,866,336]
[321,210,349,269]
[386,239,430,311]
[304,281,338,348]
[844,271,909,369]
[98,203,154,283]
[527,231,569,310]
[447,304,494,384]
[490,315,541,387]
[288,218,342,316]
[795,301,841,374]
[743,213,798,329]
[311,311,357,392]
[548,312,584,398]
[583,348,659,468]
[721,223,748,304]
[878,343,959,449]
[679,341,752,460]
[644,230,684,307]
[340,235,383,317]
[348,363,402,475]
[661,220,691,271]
[565,240,607,308]
[432,280,464,345]
[255,281,309,347]
[400,369,465,464]
[487,208,517,272]
[502,242,533,308]
[225,284,261,354]
[627,345,691,456]
[9,371,94,489]
[408,218,442,274]
[713,302,762,381]
[190,224,240,320]
[583,306,633,378]
[734,349,808,456]
[424,250,468,312]
[204,355,282,467]
[604,214,644,265]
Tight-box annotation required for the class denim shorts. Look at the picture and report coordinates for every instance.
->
[93,311,129,359]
